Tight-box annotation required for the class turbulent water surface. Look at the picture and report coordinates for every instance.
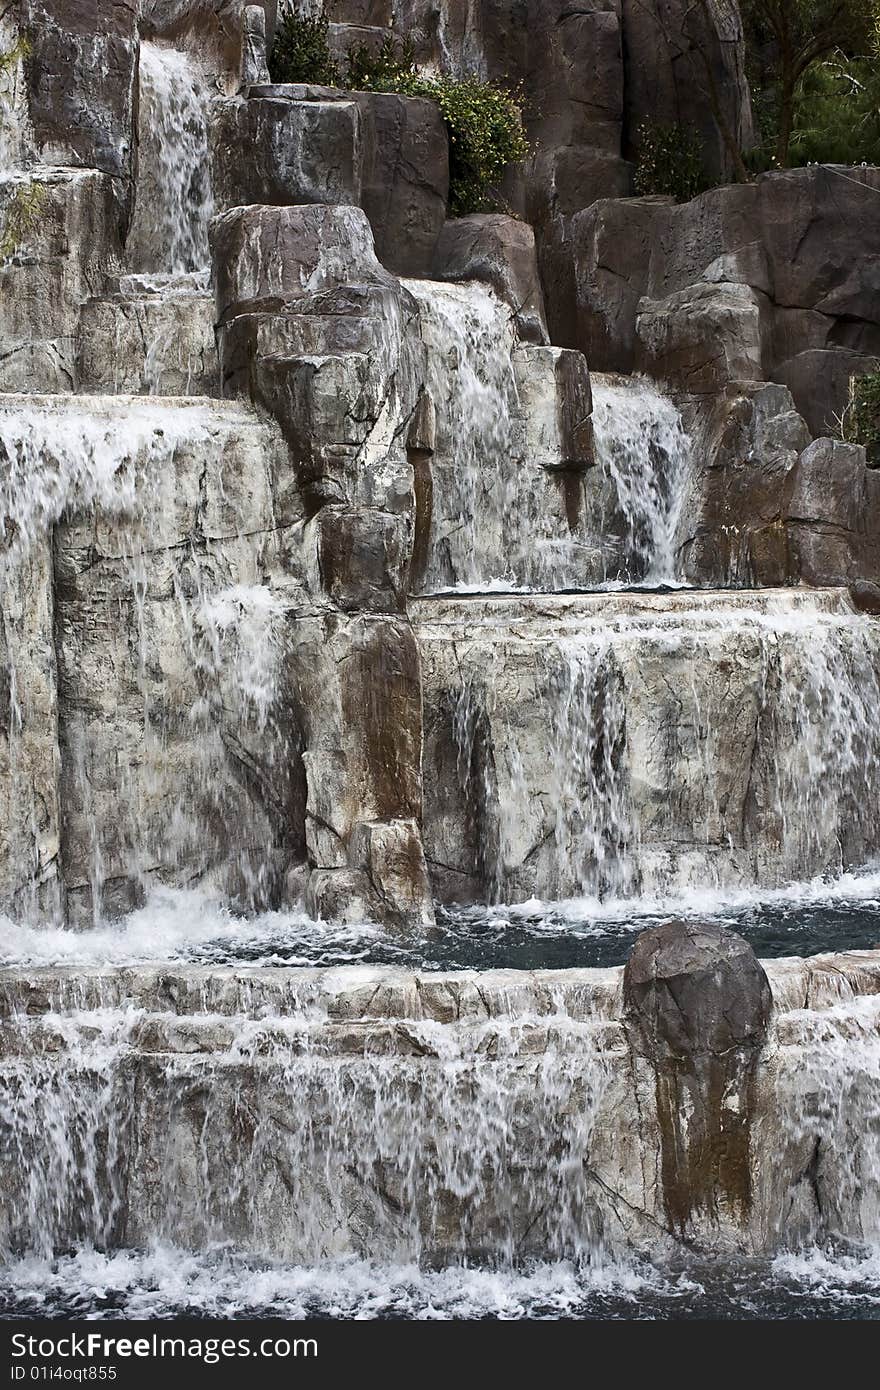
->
[2,874,878,971]
[1,1247,879,1321]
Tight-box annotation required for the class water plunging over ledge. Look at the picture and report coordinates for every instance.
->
[416,589,880,906]
[126,42,214,276]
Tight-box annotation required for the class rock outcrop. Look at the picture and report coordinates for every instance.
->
[572,168,880,434]
[624,920,772,1239]
[0,947,876,1260]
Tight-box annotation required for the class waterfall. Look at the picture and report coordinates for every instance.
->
[126,43,214,276]
[591,375,693,586]
[0,397,293,925]
[0,979,612,1263]
[419,590,880,904]
[403,279,522,590]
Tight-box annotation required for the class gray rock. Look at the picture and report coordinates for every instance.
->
[77,282,220,397]
[624,920,772,1238]
[433,213,548,345]
[312,505,411,611]
[773,348,879,440]
[239,4,271,88]
[0,170,127,394]
[513,345,593,469]
[18,0,139,182]
[620,0,754,181]
[349,818,436,928]
[212,203,392,323]
[353,91,449,277]
[210,96,362,212]
[141,1,279,77]
[636,282,764,393]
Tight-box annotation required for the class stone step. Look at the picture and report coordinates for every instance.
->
[77,274,220,398]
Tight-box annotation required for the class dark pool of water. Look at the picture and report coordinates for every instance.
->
[177,894,880,972]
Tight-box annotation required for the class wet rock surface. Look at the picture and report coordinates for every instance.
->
[624,921,772,1239]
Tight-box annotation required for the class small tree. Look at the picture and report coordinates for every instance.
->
[741,0,879,166]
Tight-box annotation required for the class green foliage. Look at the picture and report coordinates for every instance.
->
[845,370,880,465]
[0,181,46,262]
[411,76,529,216]
[789,54,880,165]
[344,35,417,91]
[268,11,529,217]
[633,122,709,202]
[742,0,880,165]
[269,11,339,86]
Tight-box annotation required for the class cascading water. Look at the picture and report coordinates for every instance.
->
[591,375,693,586]
[417,591,880,905]
[126,42,214,276]
[2,23,880,1320]
[402,285,695,593]
[0,396,294,925]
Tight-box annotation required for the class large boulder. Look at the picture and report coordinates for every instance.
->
[353,91,450,276]
[433,213,548,345]
[636,281,764,393]
[210,96,362,210]
[773,348,879,440]
[0,170,127,393]
[620,0,753,180]
[212,203,393,322]
[17,1,139,180]
[624,920,772,1240]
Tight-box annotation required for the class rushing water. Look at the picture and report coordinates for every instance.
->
[3,38,879,1319]
[0,397,291,924]
[2,1246,879,1320]
[590,375,692,586]
[419,592,880,905]
[1,874,879,971]
[126,43,214,275]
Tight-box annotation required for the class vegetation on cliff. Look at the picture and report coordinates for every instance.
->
[269,12,529,216]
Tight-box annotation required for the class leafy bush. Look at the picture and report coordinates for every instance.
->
[846,371,880,466]
[268,12,529,216]
[633,122,709,202]
[411,76,529,216]
[345,35,416,92]
[269,11,339,86]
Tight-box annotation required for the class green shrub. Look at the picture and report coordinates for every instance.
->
[269,12,529,217]
[269,11,339,86]
[345,35,417,91]
[633,121,709,202]
[413,76,529,216]
[847,371,880,466]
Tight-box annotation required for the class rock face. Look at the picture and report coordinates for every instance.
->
[210,95,363,211]
[0,171,128,394]
[16,0,139,181]
[678,382,880,590]
[624,921,772,1238]
[322,0,754,340]
[573,168,880,432]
